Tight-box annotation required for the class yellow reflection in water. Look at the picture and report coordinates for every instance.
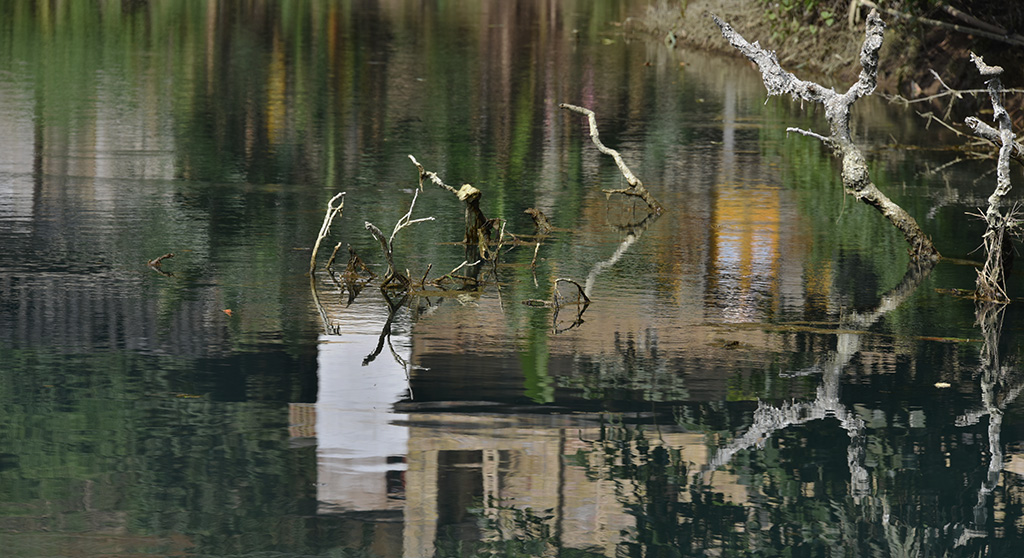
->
[709,181,782,322]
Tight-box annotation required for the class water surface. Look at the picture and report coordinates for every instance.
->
[1,1,1023,556]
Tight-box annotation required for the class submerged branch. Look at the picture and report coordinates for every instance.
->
[559,103,663,214]
[525,208,553,271]
[147,252,175,277]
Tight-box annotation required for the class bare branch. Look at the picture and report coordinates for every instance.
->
[786,127,833,145]
[559,103,664,214]
[408,154,459,195]
[310,192,346,276]
[409,155,492,253]
[968,53,1019,301]
[713,10,939,262]
[389,189,435,246]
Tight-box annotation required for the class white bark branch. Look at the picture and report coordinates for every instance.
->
[310,192,345,275]
[713,10,939,262]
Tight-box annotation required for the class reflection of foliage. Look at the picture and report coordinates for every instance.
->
[569,420,749,556]
[0,347,334,556]
[435,502,556,558]
[557,330,689,402]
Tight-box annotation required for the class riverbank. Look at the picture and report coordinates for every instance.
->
[628,0,1022,112]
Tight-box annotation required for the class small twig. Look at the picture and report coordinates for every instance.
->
[449,260,481,276]
[786,127,833,145]
[148,253,175,267]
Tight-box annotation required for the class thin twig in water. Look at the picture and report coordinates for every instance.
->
[311,192,346,276]
[559,103,664,214]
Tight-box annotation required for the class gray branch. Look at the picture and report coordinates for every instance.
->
[713,10,939,262]
[967,53,1017,301]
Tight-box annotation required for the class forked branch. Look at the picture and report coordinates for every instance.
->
[310,192,346,275]
[365,189,434,291]
[713,11,939,262]
[967,53,1019,302]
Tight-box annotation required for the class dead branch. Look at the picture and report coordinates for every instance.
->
[336,244,375,305]
[524,207,553,235]
[148,253,174,266]
[968,53,1019,302]
[966,117,1024,167]
[523,208,553,270]
[365,189,436,291]
[427,259,482,288]
[310,192,346,276]
[558,103,664,214]
[713,10,939,262]
[554,278,591,307]
[520,278,591,332]
[364,222,403,288]
[856,0,1024,48]
[324,242,343,271]
[408,155,493,258]
[147,253,175,277]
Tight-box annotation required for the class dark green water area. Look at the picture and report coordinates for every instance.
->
[1,1,1024,556]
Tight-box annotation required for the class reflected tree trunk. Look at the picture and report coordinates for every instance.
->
[699,259,936,500]
[954,300,1024,544]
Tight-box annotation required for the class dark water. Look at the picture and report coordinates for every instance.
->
[2,1,1024,556]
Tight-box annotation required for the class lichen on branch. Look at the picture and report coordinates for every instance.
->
[967,53,1018,302]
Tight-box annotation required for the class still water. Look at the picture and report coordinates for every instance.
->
[2,1,1024,556]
